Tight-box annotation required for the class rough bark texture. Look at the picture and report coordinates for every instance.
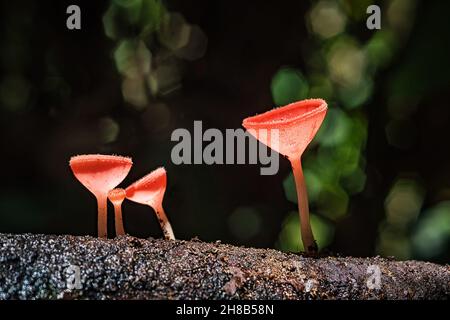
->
[0,233,448,300]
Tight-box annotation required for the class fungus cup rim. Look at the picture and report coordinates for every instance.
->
[242,98,327,129]
[69,154,132,166]
[126,167,166,190]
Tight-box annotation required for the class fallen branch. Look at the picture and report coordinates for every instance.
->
[0,233,448,299]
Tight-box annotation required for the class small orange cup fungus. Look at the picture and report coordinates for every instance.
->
[69,154,132,238]
[108,188,127,236]
[125,167,175,240]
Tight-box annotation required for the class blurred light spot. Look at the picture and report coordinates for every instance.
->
[305,155,336,187]
[305,48,327,71]
[338,77,373,109]
[159,13,191,51]
[104,0,165,39]
[333,144,361,175]
[175,25,208,61]
[276,212,334,252]
[114,40,151,79]
[385,178,424,228]
[283,169,322,204]
[308,75,334,101]
[315,108,351,147]
[328,38,366,87]
[102,5,120,40]
[0,74,30,112]
[122,77,148,109]
[140,0,165,34]
[318,183,349,220]
[124,0,143,24]
[385,119,416,149]
[376,223,412,260]
[377,178,425,260]
[341,166,366,194]
[354,115,368,146]
[113,0,141,8]
[283,173,297,204]
[148,62,182,96]
[304,169,323,202]
[98,117,120,144]
[308,1,347,39]
[316,143,361,181]
[365,30,396,70]
[387,0,417,36]
[228,206,262,241]
[340,0,374,21]
[412,201,450,259]
[271,68,309,106]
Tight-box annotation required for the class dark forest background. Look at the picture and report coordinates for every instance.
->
[0,0,449,263]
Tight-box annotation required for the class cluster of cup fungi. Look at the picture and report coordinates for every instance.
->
[69,156,174,240]
[70,98,327,253]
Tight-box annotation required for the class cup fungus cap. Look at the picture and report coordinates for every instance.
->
[242,99,328,253]
[108,188,126,205]
[108,188,127,236]
[70,154,133,196]
[125,167,167,208]
[242,98,327,159]
[125,167,175,240]
[69,154,132,238]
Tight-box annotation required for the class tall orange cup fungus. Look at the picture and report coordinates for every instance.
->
[125,167,175,240]
[69,154,132,238]
[243,99,327,253]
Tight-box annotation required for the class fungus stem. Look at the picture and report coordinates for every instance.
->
[113,203,125,236]
[96,195,108,238]
[290,157,317,254]
[153,203,175,240]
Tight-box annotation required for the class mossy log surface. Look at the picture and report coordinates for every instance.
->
[0,233,448,300]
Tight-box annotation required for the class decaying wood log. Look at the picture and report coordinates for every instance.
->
[0,233,448,299]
